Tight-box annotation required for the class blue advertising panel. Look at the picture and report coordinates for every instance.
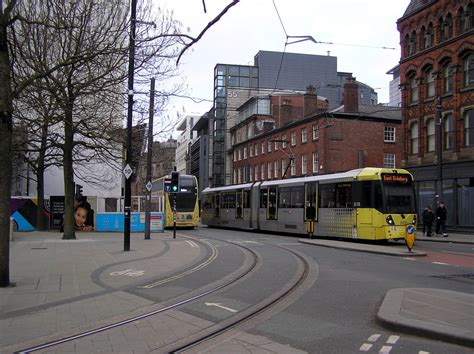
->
[95,212,164,232]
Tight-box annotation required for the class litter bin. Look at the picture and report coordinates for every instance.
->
[10,218,14,241]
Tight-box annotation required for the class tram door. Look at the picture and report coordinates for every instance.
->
[236,190,243,219]
[267,186,278,220]
[305,182,318,221]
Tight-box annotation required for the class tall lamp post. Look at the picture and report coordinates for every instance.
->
[435,95,443,205]
[124,0,137,251]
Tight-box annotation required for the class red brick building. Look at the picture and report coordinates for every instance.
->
[397,0,474,228]
[231,79,402,184]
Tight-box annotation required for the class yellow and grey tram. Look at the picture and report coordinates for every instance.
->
[201,168,417,241]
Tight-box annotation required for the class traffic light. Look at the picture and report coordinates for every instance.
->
[171,171,180,193]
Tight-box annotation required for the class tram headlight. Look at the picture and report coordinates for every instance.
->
[386,215,395,225]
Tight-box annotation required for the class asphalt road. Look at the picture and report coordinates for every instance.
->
[178,227,473,353]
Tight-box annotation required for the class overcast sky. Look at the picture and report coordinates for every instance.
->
[158,0,411,121]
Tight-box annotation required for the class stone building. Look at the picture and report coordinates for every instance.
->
[398,0,474,228]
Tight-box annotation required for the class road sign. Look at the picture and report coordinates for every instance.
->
[123,164,133,179]
[145,180,153,192]
[164,178,172,192]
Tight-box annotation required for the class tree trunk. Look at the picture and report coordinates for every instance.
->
[0,2,14,287]
[35,119,48,231]
[62,94,76,240]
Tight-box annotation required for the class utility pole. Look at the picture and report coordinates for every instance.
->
[436,95,443,204]
[124,0,137,251]
[144,78,155,240]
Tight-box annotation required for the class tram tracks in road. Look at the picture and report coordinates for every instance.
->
[12,233,317,353]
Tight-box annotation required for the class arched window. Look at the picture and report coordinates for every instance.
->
[460,5,474,34]
[440,14,453,42]
[404,34,410,57]
[426,118,436,152]
[410,122,419,154]
[464,53,474,87]
[423,23,434,49]
[444,113,454,150]
[425,68,435,98]
[443,62,454,93]
[465,109,474,146]
[409,74,418,103]
[409,31,417,55]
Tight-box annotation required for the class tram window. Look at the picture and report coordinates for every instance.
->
[260,188,268,208]
[374,182,383,211]
[243,190,251,208]
[335,183,353,208]
[359,182,372,207]
[291,186,304,208]
[222,192,236,208]
[279,187,291,208]
[204,194,213,209]
[320,184,336,208]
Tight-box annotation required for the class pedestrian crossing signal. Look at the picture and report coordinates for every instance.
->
[171,171,180,193]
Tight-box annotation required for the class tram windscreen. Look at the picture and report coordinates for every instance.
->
[381,173,416,214]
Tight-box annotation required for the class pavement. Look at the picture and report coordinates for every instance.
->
[0,230,472,353]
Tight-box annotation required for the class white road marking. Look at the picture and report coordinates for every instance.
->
[432,262,450,265]
[110,269,145,276]
[403,257,417,261]
[386,335,399,344]
[359,343,372,351]
[185,240,198,248]
[368,334,381,342]
[379,345,392,354]
[205,302,238,313]
[418,351,430,354]
[233,240,262,245]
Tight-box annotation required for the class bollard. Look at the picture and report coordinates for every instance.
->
[9,218,14,241]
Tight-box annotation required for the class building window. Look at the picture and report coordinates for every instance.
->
[267,162,272,179]
[274,140,278,151]
[282,134,287,148]
[249,145,253,157]
[425,68,435,98]
[261,163,265,180]
[255,164,259,180]
[426,118,435,152]
[261,142,265,155]
[301,127,307,143]
[383,153,395,168]
[233,150,237,161]
[464,53,474,87]
[409,31,417,55]
[238,149,241,161]
[249,166,253,182]
[460,5,473,34]
[301,154,307,175]
[410,75,418,103]
[281,159,287,177]
[254,143,258,156]
[443,63,454,94]
[403,34,410,57]
[312,124,319,140]
[290,131,296,146]
[267,140,272,153]
[312,152,319,173]
[410,122,419,154]
[274,160,278,178]
[243,147,247,159]
[444,113,454,150]
[440,14,453,42]
[465,109,474,146]
[290,158,296,176]
[423,23,434,49]
[384,126,396,142]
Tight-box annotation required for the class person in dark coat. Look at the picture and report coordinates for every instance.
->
[422,206,434,237]
[435,201,448,237]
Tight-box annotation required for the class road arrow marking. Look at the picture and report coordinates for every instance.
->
[205,302,238,313]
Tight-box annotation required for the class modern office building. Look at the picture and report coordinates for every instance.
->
[397,0,474,229]
[210,50,379,187]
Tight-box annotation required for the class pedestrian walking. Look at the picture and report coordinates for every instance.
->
[422,206,434,237]
[435,201,448,237]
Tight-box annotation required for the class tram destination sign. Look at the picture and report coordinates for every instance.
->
[381,173,412,184]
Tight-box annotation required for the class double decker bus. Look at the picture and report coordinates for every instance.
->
[151,174,199,228]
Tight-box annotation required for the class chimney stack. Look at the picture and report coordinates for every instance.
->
[304,85,319,117]
[343,77,358,113]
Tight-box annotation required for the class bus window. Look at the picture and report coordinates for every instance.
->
[267,186,277,220]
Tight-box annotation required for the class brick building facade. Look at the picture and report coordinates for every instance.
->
[398,0,474,228]
[231,79,402,184]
